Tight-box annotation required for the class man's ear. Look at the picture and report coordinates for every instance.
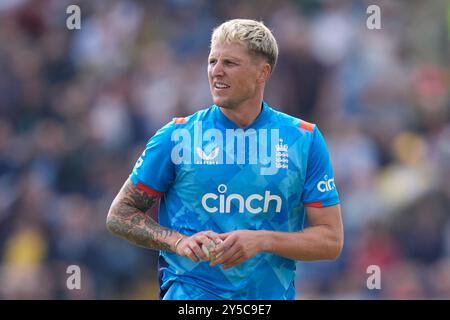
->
[257,63,272,84]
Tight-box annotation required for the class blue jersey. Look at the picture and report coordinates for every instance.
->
[129,101,340,300]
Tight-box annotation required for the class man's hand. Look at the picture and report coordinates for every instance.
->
[209,230,264,269]
[176,231,223,262]
[209,205,344,267]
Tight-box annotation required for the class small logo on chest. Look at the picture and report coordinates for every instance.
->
[275,139,289,169]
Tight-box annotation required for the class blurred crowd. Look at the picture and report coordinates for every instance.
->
[0,0,449,299]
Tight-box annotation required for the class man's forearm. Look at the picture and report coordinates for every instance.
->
[260,226,343,261]
[106,179,183,252]
[107,206,181,251]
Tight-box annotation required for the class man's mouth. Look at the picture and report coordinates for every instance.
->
[214,82,230,89]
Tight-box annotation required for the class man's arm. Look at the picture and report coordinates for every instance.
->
[210,204,343,269]
[262,204,344,260]
[106,179,223,261]
[106,179,181,252]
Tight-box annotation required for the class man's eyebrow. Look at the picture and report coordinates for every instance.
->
[224,56,242,62]
[208,55,242,62]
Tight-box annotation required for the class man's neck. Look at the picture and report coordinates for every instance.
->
[219,99,264,128]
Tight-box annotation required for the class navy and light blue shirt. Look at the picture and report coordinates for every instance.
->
[130,101,340,300]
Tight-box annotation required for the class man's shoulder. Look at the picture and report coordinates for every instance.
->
[171,105,214,128]
[148,106,213,141]
[270,107,317,134]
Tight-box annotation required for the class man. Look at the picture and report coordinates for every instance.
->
[107,19,343,300]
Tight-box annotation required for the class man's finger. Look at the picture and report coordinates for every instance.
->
[203,232,224,246]
[217,232,231,240]
[210,242,239,267]
[197,235,215,247]
[221,249,242,265]
[183,247,199,262]
[197,236,218,261]
[203,230,220,239]
[189,241,208,261]
[213,234,235,254]
[222,257,245,270]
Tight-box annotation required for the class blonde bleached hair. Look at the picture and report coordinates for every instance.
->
[211,19,279,73]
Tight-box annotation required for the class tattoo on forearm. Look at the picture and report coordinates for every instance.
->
[107,180,175,252]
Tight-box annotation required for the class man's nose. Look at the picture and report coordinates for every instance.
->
[211,61,225,77]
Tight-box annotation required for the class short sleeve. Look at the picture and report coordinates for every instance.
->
[129,121,175,195]
[302,126,340,208]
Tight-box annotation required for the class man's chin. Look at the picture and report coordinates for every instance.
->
[212,97,231,109]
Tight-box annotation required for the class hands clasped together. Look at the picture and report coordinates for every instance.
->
[174,230,263,270]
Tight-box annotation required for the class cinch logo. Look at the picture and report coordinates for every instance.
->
[201,184,282,214]
[317,175,335,193]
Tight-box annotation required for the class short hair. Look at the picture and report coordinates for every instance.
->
[211,19,278,73]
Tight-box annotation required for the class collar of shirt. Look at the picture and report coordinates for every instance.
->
[212,100,272,130]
